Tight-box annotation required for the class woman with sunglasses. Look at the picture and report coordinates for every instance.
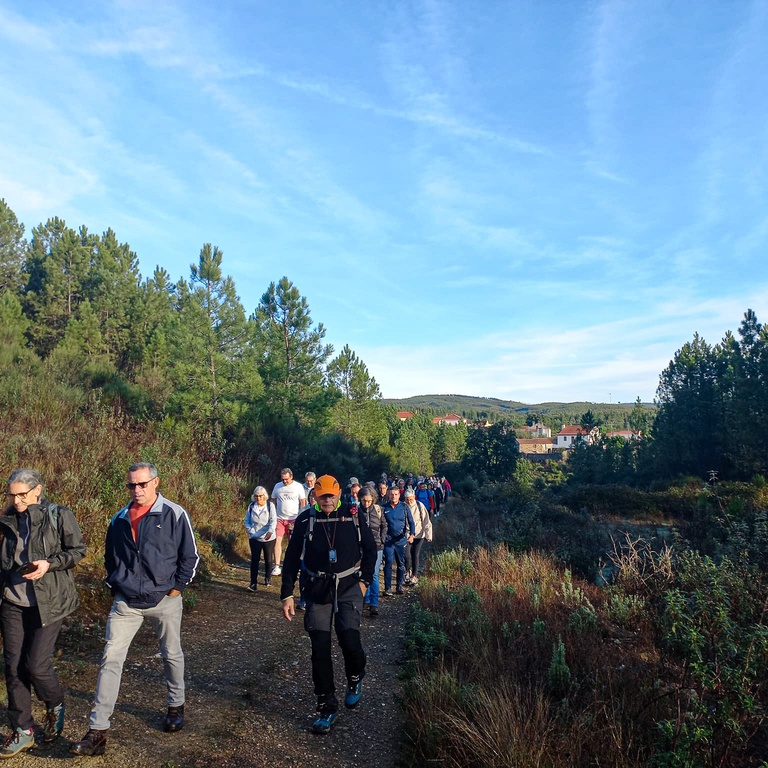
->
[0,468,85,757]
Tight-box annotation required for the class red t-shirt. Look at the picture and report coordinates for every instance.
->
[129,501,154,541]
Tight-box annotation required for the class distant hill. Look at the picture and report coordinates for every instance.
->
[382,394,655,427]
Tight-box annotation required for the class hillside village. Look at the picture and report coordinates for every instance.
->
[396,410,641,458]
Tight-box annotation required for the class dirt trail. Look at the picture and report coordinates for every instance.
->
[16,565,412,768]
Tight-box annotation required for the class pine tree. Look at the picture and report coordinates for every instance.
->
[0,199,27,294]
[394,413,436,474]
[654,333,723,478]
[168,244,262,458]
[254,276,332,426]
[327,344,388,448]
[24,218,91,355]
[88,228,142,370]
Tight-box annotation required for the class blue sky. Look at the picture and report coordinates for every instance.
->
[2,0,768,404]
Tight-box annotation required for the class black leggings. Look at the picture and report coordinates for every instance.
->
[410,537,426,576]
[249,538,275,584]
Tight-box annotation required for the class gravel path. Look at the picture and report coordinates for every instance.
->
[13,566,413,767]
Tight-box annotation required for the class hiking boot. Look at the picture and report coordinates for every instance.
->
[382,589,393,597]
[344,678,363,709]
[247,583,257,592]
[265,579,272,587]
[295,599,306,612]
[369,605,379,617]
[311,711,338,734]
[163,705,184,732]
[69,729,107,756]
[396,586,405,595]
[312,696,338,734]
[42,703,64,743]
[0,727,34,758]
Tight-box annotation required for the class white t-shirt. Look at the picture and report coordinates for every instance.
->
[271,480,307,521]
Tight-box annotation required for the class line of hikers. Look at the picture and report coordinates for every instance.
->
[0,463,450,755]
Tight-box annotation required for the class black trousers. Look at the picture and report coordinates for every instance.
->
[248,538,276,585]
[410,537,426,576]
[0,601,64,731]
[303,581,365,711]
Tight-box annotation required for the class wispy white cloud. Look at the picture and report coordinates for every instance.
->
[583,0,642,183]
[0,6,54,50]
[356,285,768,402]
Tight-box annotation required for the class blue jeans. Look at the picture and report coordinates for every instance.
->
[383,538,407,590]
[90,594,185,730]
[364,550,383,607]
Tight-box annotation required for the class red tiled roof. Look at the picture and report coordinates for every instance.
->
[397,411,414,418]
[558,425,588,436]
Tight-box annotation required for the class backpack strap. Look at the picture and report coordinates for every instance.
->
[301,508,317,562]
[46,502,60,530]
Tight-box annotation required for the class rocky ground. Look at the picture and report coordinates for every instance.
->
[13,565,414,767]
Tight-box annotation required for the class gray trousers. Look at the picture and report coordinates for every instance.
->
[90,594,185,730]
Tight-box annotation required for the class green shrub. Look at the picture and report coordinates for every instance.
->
[547,635,571,697]
[405,605,449,662]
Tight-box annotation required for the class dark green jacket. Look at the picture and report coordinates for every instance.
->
[0,500,86,627]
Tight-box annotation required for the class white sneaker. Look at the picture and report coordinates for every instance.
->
[271,565,282,576]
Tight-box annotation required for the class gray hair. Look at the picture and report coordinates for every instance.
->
[128,462,159,479]
[404,488,416,498]
[251,485,268,501]
[305,471,316,482]
[7,468,45,495]
[280,467,293,479]
[359,487,375,500]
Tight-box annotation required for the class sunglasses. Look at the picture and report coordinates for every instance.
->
[125,480,155,490]
[5,489,33,500]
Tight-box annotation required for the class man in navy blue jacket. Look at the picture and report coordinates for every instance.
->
[382,486,415,596]
[71,463,199,757]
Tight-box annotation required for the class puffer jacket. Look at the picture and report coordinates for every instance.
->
[407,500,433,540]
[362,502,388,550]
[0,500,86,627]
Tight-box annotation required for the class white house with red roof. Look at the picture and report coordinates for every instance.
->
[397,411,414,421]
[432,413,464,426]
[605,430,642,441]
[556,424,599,449]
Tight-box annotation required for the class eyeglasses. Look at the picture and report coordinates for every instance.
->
[5,489,32,500]
[125,480,155,490]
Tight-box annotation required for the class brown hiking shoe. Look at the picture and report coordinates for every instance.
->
[42,703,64,743]
[69,729,107,756]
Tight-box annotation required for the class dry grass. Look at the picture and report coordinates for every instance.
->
[0,370,250,579]
[403,536,668,768]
